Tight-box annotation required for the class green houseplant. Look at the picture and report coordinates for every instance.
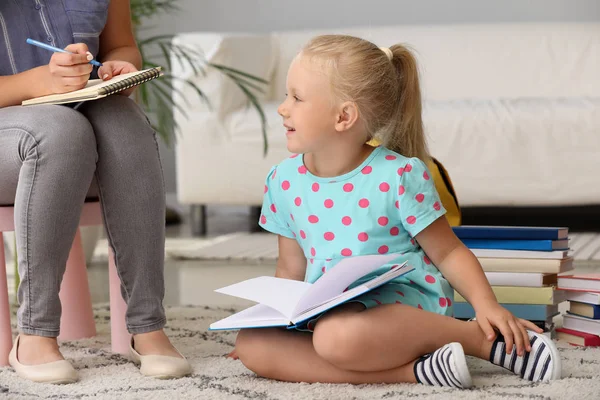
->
[131,0,270,153]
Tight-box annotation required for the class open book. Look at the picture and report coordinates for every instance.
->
[209,254,413,331]
[22,67,162,106]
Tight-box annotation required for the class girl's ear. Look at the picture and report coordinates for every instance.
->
[334,101,359,132]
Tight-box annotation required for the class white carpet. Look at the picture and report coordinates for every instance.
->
[0,305,598,399]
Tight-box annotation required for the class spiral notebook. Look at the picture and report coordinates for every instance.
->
[22,67,162,106]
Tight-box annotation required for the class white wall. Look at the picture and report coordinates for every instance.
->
[150,0,600,195]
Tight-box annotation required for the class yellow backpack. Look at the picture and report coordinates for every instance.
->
[368,142,461,226]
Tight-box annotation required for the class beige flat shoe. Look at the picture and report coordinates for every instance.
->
[8,335,78,384]
[129,337,192,379]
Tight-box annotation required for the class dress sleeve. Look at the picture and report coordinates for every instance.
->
[397,158,447,237]
[258,165,295,239]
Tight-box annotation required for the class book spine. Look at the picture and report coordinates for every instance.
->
[484,272,551,287]
[454,303,555,320]
[452,227,565,240]
[462,239,566,251]
[455,286,562,305]
[98,68,161,96]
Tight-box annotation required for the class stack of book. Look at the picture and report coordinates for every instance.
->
[556,273,600,346]
[451,225,572,337]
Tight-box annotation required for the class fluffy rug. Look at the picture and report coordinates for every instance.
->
[0,305,598,399]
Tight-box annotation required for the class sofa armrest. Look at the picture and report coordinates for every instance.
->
[170,32,276,126]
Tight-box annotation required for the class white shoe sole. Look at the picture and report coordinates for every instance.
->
[448,342,473,389]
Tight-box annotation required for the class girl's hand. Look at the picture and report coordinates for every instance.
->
[475,301,543,356]
[97,60,139,96]
[46,43,94,94]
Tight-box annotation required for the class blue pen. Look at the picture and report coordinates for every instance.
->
[26,38,103,67]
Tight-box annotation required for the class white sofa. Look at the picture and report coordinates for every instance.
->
[171,23,600,234]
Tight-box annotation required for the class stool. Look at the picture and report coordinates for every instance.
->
[0,202,129,366]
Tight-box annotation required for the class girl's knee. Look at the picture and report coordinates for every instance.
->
[312,315,367,366]
[235,329,275,375]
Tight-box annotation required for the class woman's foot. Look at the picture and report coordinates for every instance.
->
[130,330,192,379]
[8,335,78,384]
[413,342,473,389]
[489,330,561,381]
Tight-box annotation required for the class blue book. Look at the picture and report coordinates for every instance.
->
[452,225,568,240]
[454,303,559,321]
[208,254,413,331]
[568,302,600,319]
[461,238,569,251]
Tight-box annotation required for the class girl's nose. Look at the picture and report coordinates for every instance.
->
[277,102,288,118]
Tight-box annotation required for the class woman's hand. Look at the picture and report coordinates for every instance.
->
[46,43,94,94]
[475,301,543,356]
[98,61,139,96]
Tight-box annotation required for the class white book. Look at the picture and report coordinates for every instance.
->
[563,290,600,305]
[562,314,600,336]
[477,257,573,273]
[484,272,557,287]
[209,254,413,330]
[471,249,569,260]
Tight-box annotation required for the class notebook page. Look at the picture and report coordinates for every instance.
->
[292,253,400,317]
[209,304,289,330]
[215,276,311,319]
[78,69,153,94]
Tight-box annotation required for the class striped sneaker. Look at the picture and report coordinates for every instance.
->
[414,343,473,389]
[490,330,561,381]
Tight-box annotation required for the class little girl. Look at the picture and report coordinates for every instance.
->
[231,35,561,388]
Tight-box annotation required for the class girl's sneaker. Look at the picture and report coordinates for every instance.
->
[414,342,473,389]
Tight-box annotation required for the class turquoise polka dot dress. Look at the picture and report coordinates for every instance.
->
[259,146,454,327]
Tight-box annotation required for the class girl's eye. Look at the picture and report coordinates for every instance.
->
[293,95,300,102]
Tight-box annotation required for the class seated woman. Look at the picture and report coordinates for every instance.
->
[0,0,191,384]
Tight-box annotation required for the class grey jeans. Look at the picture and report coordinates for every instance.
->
[0,96,166,337]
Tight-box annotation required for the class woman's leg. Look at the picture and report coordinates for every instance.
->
[0,105,97,363]
[76,96,177,356]
[235,303,491,384]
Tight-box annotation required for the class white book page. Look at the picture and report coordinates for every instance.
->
[292,253,400,317]
[209,304,288,330]
[215,276,311,319]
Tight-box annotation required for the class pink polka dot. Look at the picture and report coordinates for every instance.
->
[439,297,447,307]
[298,165,307,174]
[272,169,277,179]
[423,255,431,265]
[385,155,397,160]
[410,238,416,246]
[415,193,424,203]
[397,167,404,176]
[396,300,403,304]
[309,258,314,264]
[324,199,334,208]
[264,185,268,194]
[433,201,441,211]
[292,232,297,238]
[373,299,382,305]
[324,232,335,241]
[390,226,400,236]
[300,230,306,239]
[406,216,417,225]
[312,182,320,192]
[294,197,302,206]
[378,245,389,254]
[260,215,267,224]
[378,216,389,226]
[362,166,372,174]
[418,304,423,309]
[326,258,332,262]
[425,275,436,284]
[290,213,294,221]
[398,185,405,195]
[379,182,390,192]
[343,183,354,192]
[446,297,452,306]
[390,264,398,270]
[289,154,299,158]
[321,266,326,273]
[409,280,416,285]
[308,215,319,223]
[395,200,400,209]
[310,247,316,256]
[423,171,430,180]
[270,204,277,213]
[358,232,369,242]
[395,290,405,297]
[359,198,370,208]
[404,163,413,172]
[342,216,352,226]
[341,248,352,257]
[281,180,290,190]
